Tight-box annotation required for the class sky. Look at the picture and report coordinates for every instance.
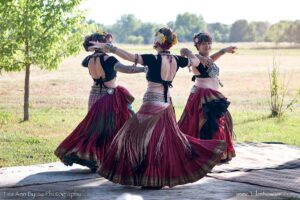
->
[81,0,299,25]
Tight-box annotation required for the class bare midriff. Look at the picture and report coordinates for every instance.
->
[194,77,219,91]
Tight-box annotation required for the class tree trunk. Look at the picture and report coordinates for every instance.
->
[23,63,30,121]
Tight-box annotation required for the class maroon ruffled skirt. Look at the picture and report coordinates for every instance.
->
[55,86,134,170]
[178,86,235,161]
[98,95,225,187]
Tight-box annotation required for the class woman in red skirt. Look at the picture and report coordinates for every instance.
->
[55,32,146,172]
[90,28,225,188]
[178,32,236,162]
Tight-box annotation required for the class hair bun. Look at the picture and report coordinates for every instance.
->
[83,31,113,52]
[154,27,178,50]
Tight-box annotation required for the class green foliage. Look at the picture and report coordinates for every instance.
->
[207,23,230,42]
[0,0,86,72]
[127,35,144,44]
[112,14,142,43]
[268,56,300,118]
[228,20,271,42]
[269,59,282,117]
[285,20,300,43]
[229,20,253,42]
[85,13,300,44]
[0,0,86,121]
[250,21,270,42]
[265,20,293,43]
[136,23,160,44]
[0,111,12,129]
[173,12,206,42]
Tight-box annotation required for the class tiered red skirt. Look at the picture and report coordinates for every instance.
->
[55,86,134,170]
[98,100,225,187]
[178,86,235,161]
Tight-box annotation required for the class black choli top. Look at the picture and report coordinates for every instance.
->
[82,53,119,88]
[141,54,189,102]
[192,63,210,81]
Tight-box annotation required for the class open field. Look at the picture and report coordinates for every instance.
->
[0,43,300,167]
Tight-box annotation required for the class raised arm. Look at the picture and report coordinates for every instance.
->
[89,42,144,65]
[180,48,200,67]
[195,54,213,66]
[210,46,237,62]
[114,62,147,74]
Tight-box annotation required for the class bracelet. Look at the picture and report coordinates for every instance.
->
[220,48,226,54]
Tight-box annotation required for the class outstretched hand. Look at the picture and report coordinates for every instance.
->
[88,41,107,52]
[223,46,237,54]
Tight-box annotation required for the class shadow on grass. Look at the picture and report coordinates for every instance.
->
[235,115,271,125]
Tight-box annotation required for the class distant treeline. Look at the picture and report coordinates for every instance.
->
[87,13,300,44]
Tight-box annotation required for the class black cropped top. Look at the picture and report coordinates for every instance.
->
[141,54,189,102]
[191,63,210,81]
[82,53,119,88]
[196,63,210,78]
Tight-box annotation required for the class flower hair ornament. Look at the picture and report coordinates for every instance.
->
[154,32,166,45]
[154,30,178,50]
[193,35,199,43]
[193,32,212,45]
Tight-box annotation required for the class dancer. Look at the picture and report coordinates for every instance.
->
[55,32,147,172]
[90,28,225,188]
[178,32,236,162]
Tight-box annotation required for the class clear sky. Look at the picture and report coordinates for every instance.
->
[81,0,299,25]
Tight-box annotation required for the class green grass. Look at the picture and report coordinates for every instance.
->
[0,132,58,167]
[175,107,300,146]
[232,111,300,146]
[1,106,299,168]
[0,107,86,167]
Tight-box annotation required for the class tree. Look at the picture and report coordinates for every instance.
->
[127,35,144,44]
[207,23,230,42]
[112,14,142,43]
[167,21,175,30]
[136,23,160,44]
[244,22,256,41]
[250,21,270,42]
[229,20,249,42]
[0,0,85,121]
[265,20,293,43]
[285,20,300,43]
[86,19,105,32]
[173,13,206,42]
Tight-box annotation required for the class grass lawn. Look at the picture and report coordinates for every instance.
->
[1,106,299,168]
